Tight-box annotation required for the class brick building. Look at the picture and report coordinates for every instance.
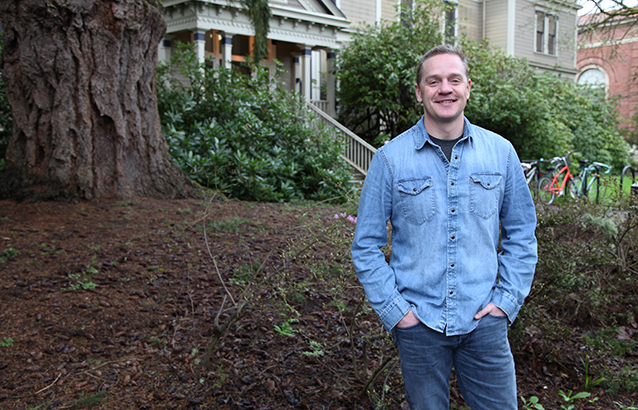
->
[577,14,638,133]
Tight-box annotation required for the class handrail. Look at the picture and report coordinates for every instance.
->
[305,102,377,176]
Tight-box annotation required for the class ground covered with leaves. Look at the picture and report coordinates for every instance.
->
[0,197,637,409]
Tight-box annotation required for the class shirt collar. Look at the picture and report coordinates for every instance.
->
[414,116,474,150]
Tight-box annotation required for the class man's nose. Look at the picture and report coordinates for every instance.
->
[439,80,452,93]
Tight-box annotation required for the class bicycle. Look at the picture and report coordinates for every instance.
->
[621,165,638,196]
[538,151,579,205]
[521,159,549,199]
[576,159,612,204]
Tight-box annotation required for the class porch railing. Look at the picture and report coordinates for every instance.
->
[305,102,377,176]
[310,99,329,112]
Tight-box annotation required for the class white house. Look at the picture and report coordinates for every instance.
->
[159,0,581,119]
[160,0,352,116]
[342,0,581,79]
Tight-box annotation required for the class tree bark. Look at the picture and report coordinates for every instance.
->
[0,0,197,201]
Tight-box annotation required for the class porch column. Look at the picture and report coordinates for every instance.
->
[326,50,337,117]
[158,35,174,64]
[193,29,207,65]
[222,33,234,68]
[294,54,302,95]
[302,45,312,102]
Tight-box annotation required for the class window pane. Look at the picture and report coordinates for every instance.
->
[445,9,456,44]
[548,15,556,35]
[536,12,545,53]
[578,68,606,87]
[548,15,556,55]
[401,0,413,27]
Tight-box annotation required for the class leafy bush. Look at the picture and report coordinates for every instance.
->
[334,16,630,167]
[334,0,448,146]
[505,197,638,404]
[463,40,630,169]
[157,44,352,202]
[529,200,638,327]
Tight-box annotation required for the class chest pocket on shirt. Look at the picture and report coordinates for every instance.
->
[397,177,436,225]
[470,173,502,219]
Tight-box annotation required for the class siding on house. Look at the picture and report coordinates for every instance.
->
[483,0,509,50]
[517,0,579,77]
[458,0,482,42]
[514,0,536,61]
[458,0,483,44]
[341,0,378,28]
[381,0,398,23]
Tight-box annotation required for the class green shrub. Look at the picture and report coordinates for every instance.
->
[334,0,447,146]
[334,17,630,166]
[157,45,352,202]
[462,39,630,168]
[531,201,637,327]
[582,328,636,357]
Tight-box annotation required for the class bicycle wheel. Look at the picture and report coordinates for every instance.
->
[568,176,580,199]
[621,165,636,196]
[586,176,600,203]
[538,176,555,204]
[527,172,538,199]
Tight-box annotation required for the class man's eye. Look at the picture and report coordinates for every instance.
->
[428,81,439,86]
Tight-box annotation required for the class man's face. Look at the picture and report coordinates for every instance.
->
[415,53,471,127]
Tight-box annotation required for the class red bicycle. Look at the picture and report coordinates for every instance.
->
[538,151,579,205]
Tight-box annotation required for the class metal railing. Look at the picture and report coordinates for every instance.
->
[305,102,377,176]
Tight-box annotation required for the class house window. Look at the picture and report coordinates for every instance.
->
[400,0,413,28]
[444,2,457,45]
[577,67,607,89]
[536,11,557,55]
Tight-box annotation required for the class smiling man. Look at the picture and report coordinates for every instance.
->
[351,45,538,410]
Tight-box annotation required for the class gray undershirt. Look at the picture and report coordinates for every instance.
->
[429,134,463,162]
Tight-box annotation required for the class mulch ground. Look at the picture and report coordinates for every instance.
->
[0,197,635,409]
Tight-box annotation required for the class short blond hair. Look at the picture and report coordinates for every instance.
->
[415,45,469,86]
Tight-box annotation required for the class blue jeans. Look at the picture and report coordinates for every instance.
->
[392,315,517,410]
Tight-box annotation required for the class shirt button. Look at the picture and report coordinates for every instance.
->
[451,263,455,267]
[449,291,454,295]
[451,181,455,186]
[451,235,455,240]
[451,209,455,213]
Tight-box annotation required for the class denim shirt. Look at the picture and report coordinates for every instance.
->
[351,117,538,336]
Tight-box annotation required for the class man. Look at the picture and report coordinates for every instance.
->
[350,45,538,410]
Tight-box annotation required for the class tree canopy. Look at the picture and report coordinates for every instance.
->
[334,3,630,168]
[334,0,450,146]
[463,40,630,168]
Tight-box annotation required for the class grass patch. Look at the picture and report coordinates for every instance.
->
[74,391,106,407]
[113,201,137,207]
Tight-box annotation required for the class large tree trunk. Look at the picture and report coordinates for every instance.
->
[0,0,197,201]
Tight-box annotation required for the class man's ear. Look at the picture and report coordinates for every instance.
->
[415,83,422,102]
